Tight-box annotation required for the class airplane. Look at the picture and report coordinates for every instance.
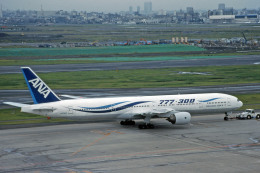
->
[4,67,243,129]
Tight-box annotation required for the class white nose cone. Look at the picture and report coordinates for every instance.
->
[239,101,243,108]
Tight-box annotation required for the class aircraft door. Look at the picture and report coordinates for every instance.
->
[111,107,116,112]
[68,106,73,114]
[227,98,231,107]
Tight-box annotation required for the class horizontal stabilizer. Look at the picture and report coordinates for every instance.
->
[3,102,29,108]
[60,95,85,99]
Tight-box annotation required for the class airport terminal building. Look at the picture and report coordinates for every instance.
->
[209,14,259,24]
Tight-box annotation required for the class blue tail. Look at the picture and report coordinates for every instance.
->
[21,67,61,104]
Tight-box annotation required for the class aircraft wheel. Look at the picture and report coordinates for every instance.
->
[121,120,135,126]
[130,121,135,125]
[147,124,154,129]
[224,117,229,121]
[138,124,154,129]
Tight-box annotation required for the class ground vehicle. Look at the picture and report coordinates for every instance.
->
[236,109,260,120]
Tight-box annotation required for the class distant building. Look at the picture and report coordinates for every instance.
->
[137,6,141,14]
[186,7,194,15]
[0,5,3,18]
[223,8,234,15]
[158,9,167,16]
[209,14,259,24]
[40,5,44,17]
[129,6,133,14]
[218,3,225,10]
[209,15,235,23]
[235,14,259,23]
[144,1,152,15]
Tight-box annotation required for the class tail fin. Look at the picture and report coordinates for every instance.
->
[21,67,61,104]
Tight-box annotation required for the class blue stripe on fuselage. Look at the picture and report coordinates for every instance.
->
[80,101,129,110]
[199,98,220,102]
[75,101,150,113]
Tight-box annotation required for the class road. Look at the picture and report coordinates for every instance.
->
[1,55,260,74]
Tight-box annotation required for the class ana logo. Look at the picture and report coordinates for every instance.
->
[29,78,50,98]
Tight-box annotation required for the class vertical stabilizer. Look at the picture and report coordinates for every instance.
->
[21,67,61,104]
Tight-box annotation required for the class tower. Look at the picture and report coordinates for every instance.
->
[40,5,44,17]
[144,1,152,15]
[218,3,225,10]
[0,4,3,18]
[129,6,133,14]
[186,7,194,15]
[137,6,141,14]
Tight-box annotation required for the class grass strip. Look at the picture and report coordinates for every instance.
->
[0,65,259,90]
[0,108,70,125]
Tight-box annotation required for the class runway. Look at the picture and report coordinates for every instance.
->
[1,114,260,172]
[1,55,260,74]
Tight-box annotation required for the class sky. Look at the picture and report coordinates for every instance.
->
[0,0,259,12]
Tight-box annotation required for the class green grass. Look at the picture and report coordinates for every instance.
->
[234,93,260,110]
[0,65,259,90]
[0,44,205,57]
[1,48,259,66]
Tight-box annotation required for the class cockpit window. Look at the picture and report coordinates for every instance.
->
[237,99,241,102]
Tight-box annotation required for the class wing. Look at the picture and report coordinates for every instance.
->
[117,107,177,120]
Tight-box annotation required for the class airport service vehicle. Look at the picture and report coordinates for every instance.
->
[236,109,260,120]
[4,67,243,129]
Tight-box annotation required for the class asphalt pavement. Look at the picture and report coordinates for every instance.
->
[1,55,260,74]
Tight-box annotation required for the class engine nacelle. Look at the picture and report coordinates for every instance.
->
[167,112,191,125]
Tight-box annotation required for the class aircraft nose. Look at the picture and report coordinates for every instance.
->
[238,101,243,108]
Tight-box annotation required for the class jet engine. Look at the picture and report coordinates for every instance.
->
[167,112,191,125]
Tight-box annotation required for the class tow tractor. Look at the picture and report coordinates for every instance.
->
[236,109,260,120]
[224,109,260,121]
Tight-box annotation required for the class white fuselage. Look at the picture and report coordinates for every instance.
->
[22,93,243,121]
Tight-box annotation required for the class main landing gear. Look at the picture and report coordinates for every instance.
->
[138,116,155,129]
[138,123,154,129]
[120,120,135,125]
[120,116,155,129]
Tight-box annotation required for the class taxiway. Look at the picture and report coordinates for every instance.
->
[0,55,260,74]
[0,114,260,172]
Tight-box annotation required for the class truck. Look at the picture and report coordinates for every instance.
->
[236,109,260,120]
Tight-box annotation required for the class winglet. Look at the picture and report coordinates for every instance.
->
[21,67,61,104]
